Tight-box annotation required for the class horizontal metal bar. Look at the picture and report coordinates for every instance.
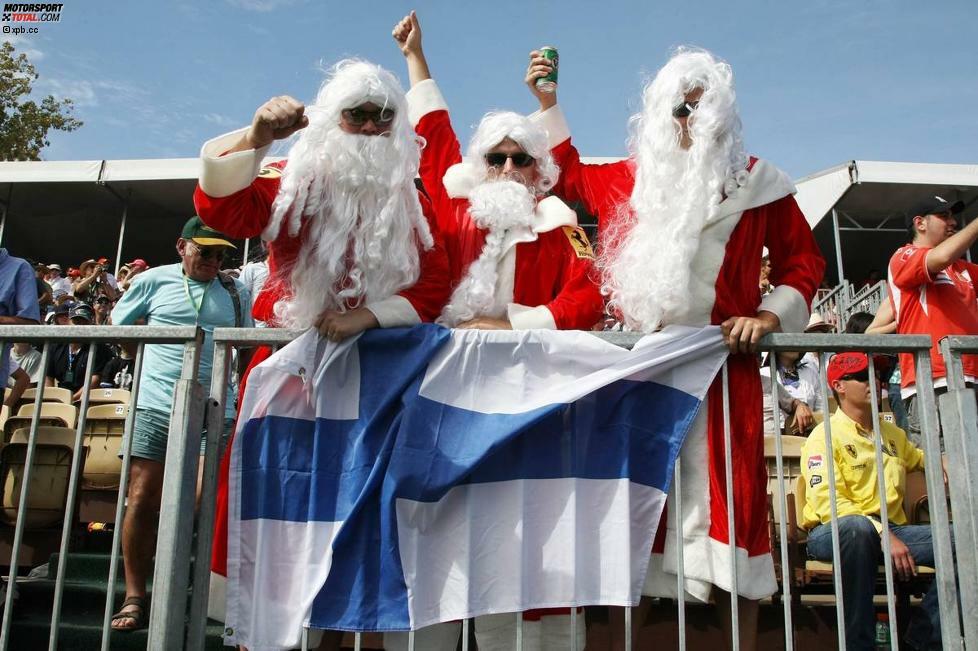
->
[756,332,931,352]
[942,335,978,354]
[838,227,907,233]
[212,327,306,345]
[0,325,200,343]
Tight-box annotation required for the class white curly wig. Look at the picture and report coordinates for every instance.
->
[261,59,433,329]
[599,47,750,333]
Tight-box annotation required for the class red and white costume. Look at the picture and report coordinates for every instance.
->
[532,105,825,600]
[194,128,450,329]
[193,128,451,616]
[407,79,604,331]
[888,244,978,399]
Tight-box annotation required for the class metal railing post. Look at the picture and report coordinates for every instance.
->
[674,459,686,651]
[186,341,233,650]
[915,352,964,649]
[817,352,848,651]
[766,356,794,651]
[48,342,99,651]
[938,337,978,650]
[147,332,206,650]
[100,343,146,651]
[0,342,52,650]
[720,364,740,651]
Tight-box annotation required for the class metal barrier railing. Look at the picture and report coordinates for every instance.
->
[0,326,971,651]
[0,325,202,651]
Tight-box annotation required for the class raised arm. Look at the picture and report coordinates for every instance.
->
[394,12,461,216]
[524,51,634,226]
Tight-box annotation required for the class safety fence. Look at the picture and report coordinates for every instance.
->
[0,326,974,650]
[813,280,888,332]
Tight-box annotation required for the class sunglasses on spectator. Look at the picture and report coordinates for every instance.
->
[341,106,395,126]
[485,152,536,168]
[187,242,227,260]
[841,371,876,383]
[96,297,111,304]
[672,101,699,118]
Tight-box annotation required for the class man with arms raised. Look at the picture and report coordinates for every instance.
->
[194,58,450,650]
[390,12,603,650]
[528,48,824,648]
[889,195,978,448]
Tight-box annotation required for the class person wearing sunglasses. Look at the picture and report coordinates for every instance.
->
[193,57,450,651]
[526,47,825,650]
[108,216,254,632]
[889,195,978,451]
[394,11,602,346]
[802,352,950,651]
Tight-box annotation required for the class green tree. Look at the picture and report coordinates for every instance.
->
[0,41,82,160]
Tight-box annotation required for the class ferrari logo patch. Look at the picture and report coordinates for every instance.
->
[258,166,282,179]
[562,226,594,260]
[845,444,858,459]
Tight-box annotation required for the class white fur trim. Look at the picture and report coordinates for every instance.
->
[528,104,571,149]
[681,158,796,326]
[507,304,557,330]
[533,196,578,234]
[443,159,484,199]
[642,408,778,600]
[713,159,795,223]
[406,78,449,127]
[199,127,272,198]
[365,295,421,328]
[208,572,226,622]
[759,284,810,334]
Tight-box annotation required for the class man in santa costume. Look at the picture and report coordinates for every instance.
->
[194,58,450,650]
[527,47,824,648]
[391,12,604,650]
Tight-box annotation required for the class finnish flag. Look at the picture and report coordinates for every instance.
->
[225,325,726,650]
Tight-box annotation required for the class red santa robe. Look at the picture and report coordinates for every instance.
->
[531,105,825,600]
[407,79,604,331]
[407,80,602,647]
[193,128,451,618]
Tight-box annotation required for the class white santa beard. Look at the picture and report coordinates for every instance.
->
[269,130,425,329]
[438,181,536,327]
[603,147,729,333]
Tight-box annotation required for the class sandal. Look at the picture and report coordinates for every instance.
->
[111,595,148,631]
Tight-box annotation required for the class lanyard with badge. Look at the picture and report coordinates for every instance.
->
[183,273,211,323]
[64,346,79,384]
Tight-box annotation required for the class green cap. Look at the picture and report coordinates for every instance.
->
[181,216,236,248]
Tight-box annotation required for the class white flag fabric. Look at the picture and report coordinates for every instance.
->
[225,324,726,650]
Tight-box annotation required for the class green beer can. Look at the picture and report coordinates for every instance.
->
[536,46,558,93]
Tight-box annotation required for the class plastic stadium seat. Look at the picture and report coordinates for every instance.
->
[82,404,129,489]
[86,388,131,406]
[20,386,73,405]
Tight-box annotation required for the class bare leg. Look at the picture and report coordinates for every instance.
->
[714,589,758,651]
[113,458,165,630]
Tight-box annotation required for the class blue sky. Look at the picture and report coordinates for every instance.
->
[11,0,977,179]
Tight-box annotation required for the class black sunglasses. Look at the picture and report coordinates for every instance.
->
[188,242,227,260]
[485,152,536,168]
[672,101,699,118]
[841,371,875,383]
[341,106,396,126]
[96,297,111,304]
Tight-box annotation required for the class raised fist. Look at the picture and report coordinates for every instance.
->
[392,10,423,57]
[246,95,309,149]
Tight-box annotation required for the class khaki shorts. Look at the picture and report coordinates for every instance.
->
[128,407,233,463]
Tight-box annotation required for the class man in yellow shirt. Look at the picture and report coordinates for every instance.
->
[802,352,945,651]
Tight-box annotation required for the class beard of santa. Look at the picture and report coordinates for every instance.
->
[599,48,749,333]
[437,179,536,326]
[261,59,433,330]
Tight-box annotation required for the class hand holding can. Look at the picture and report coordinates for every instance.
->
[535,46,558,93]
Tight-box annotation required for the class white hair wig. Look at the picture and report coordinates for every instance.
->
[461,111,560,196]
[262,58,433,329]
[600,47,750,332]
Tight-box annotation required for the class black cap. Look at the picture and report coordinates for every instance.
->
[906,195,965,226]
[69,303,95,322]
[54,301,74,316]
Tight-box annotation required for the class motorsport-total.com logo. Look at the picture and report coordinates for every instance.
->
[2,3,63,35]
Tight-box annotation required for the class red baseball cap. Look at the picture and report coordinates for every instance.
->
[827,352,891,386]
[126,258,149,269]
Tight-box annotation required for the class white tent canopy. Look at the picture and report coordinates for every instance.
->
[794,160,978,284]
